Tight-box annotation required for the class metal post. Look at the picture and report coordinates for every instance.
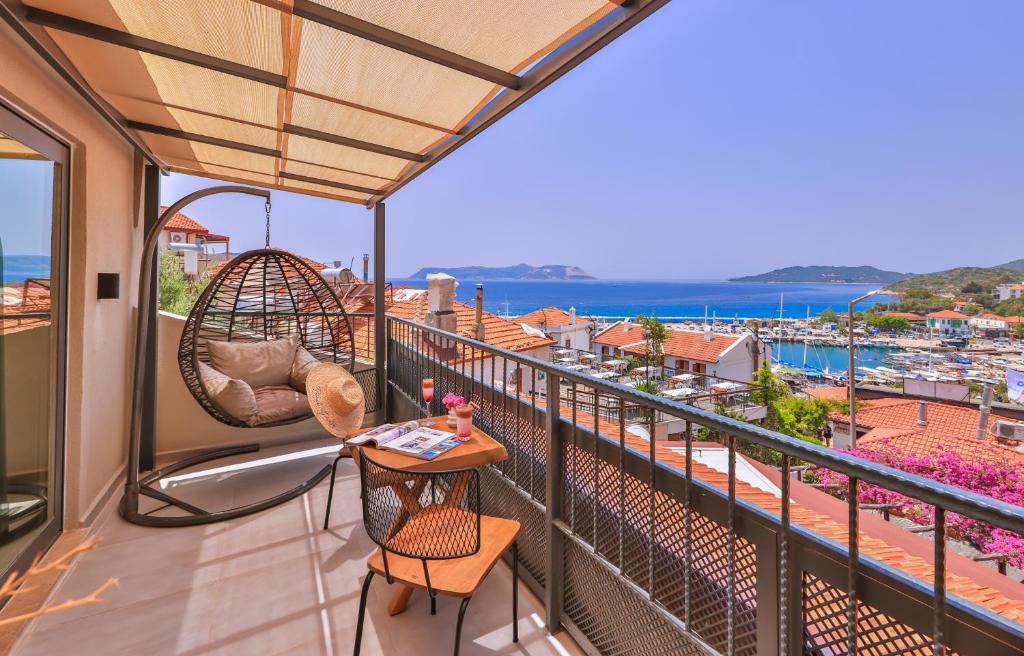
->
[847,290,879,443]
[139,164,160,472]
[373,202,387,421]
[544,371,563,631]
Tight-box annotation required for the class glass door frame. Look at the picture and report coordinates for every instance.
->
[0,100,70,580]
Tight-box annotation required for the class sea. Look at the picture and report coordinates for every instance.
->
[1,254,51,284]
[390,278,895,321]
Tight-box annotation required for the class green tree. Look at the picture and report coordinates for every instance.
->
[158,249,208,315]
[961,281,986,294]
[819,307,839,324]
[635,314,667,385]
[867,315,911,332]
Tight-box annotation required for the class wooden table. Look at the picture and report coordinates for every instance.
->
[348,416,508,615]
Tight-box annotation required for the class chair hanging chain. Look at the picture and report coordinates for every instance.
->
[264,198,272,248]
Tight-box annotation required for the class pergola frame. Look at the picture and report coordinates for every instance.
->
[0,0,673,524]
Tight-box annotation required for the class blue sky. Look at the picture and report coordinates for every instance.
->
[150,1,1020,279]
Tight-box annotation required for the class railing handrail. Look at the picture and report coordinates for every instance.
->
[387,315,1024,535]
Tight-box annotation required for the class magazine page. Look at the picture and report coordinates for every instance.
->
[348,421,419,447]
[385,427,456,457]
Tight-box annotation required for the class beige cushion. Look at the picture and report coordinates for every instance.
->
[252,385,311,426]
[290,346,319,393]
[206,336,298,389]
[198,361,257,425]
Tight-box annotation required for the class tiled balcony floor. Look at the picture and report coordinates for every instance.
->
[12,439,583,656]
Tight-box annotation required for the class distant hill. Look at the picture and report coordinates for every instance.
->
[408,263,595,281]
[886,266,1022,294]
[731,265,911,284]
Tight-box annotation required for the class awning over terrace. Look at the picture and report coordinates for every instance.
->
[12,0,666,206]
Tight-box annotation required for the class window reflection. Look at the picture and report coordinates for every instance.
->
[0,128,59,567]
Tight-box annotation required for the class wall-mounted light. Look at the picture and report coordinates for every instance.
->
[97,273,120,300]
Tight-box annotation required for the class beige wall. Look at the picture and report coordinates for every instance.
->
[154,312,330,456]
[1,21,143,526]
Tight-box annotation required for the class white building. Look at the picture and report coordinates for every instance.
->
[594,320,766,382]
[517,306,592,350]
[995,283,1024,302]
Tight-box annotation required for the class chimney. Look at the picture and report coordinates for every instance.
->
[569,306,576,325]
[704,327,713,342]
[474,284,486,340]
[917,401,928,427]
[424,273,457,333]
[333,260,342,269]
[362,253,369,281]
[977,383,993,441]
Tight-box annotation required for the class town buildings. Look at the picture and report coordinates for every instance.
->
[594,320,765,382]
[517,306,592,351]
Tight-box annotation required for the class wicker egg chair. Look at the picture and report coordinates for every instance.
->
[179,248,356,427]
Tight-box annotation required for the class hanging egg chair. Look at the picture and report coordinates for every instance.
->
[178,248,356,427]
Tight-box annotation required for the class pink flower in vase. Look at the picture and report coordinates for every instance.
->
[442,393,465,411]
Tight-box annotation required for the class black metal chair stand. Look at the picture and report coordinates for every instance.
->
[351,452,521,656]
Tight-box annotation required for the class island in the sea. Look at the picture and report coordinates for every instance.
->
[731,265,912,284]
[408,263,595,281]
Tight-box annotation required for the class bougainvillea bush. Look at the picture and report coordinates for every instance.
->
[812,440,1024,568]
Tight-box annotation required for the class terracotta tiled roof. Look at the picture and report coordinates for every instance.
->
[625,328,739,364]
[1,282,51,335]
[594,321,646,348]
[352,295,554,359]
[926,310,969,320]
[206,253,326,280]
[159,206,209,234]
[517,307,582,327]
[830,398,1024,464]
[1004,316,1024,325]
[803,386,849,402]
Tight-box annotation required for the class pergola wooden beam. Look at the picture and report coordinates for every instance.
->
[291,0,521,90]
[278,171,383,197]
[25,7,288,88]
[125,121,282,158]
[283,123,427,162]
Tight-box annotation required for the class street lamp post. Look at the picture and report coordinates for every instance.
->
[848,289,881,443]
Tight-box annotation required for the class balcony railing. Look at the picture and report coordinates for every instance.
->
[383,316,1024,656]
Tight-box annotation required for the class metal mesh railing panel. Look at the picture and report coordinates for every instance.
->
[802,572,950,656]
[480,465,547,587]
[563,539,705,656]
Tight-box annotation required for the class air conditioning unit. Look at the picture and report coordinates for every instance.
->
[992,420,1024,443]
[169,232,186,244]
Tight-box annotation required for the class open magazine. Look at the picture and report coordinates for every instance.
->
[348,421,461,460]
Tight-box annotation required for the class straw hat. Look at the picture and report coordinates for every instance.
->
[307,363,365,438]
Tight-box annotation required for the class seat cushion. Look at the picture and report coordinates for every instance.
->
[252,385,312,426]
[206,336,298,389]
[197,361,258,425]
[289,345,319,393]
[367,514,521,597]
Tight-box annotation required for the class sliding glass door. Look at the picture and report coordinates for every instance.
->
[0,102,68,576]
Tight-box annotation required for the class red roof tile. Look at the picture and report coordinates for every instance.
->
[517,307,582,327]
[627,328,739,363]
[926,310,969,320]
[803,386,849,401]
[159,206,209,234]
[830,398,1024,464]
[352,295,554,358]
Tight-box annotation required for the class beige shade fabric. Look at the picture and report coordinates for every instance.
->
[21,0,624,205]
